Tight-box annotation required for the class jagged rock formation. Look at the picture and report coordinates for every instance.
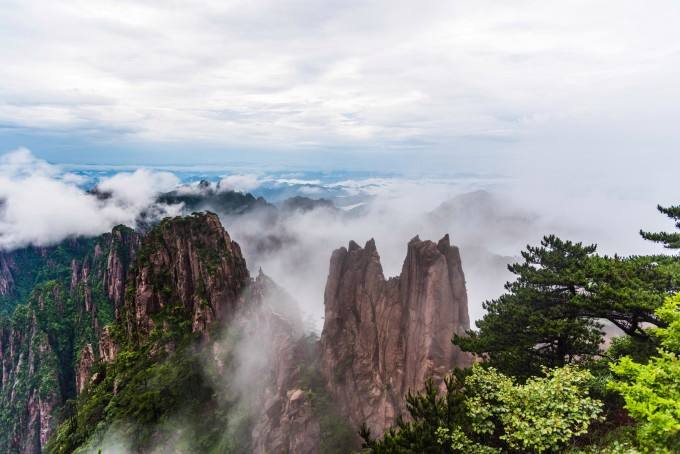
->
[2,203,475,453]
[246,272,322,454]
[122,212,249,344]
[76,344,95,395]
[98,326,118,364]
[320,234,471,437]
[0,297,61,453]
[0,228,140,453]
[43,213,254,453]
[103,226,141,316]
[0,253,16,297]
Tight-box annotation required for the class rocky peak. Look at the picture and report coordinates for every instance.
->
[103,225,141,317]
[0,252,16,297]
[123,212,250,344]
[76,344,95,395]
[0,307,60,453]
[319,235,471,437]
[98,325,119,364]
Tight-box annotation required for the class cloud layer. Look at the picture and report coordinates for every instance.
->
[2,0,680,156]
[0,148,180,250]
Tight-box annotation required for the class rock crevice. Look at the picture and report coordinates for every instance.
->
[319,235,471,436]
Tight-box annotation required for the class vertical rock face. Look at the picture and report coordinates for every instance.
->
[123,212,250,343]
[103,226,141,317]
[0,228,140,452]
[319,235,471,436]
[0,310,60,454]
[247,272,321,454]
[76,344,95,395]
[98,326,119,364]
[0,252,16,297]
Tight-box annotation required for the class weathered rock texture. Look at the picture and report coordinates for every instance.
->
[123,212,250,344]
[246,272,321,454]
[76,344,95,395]
[103,226,141,317]
[0,226,141,452]
[320,234,471,436]
[0,253,16,297]
[0,308,60,454]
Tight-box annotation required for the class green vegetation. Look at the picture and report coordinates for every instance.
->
[362,366,604,453]
[365,204,680,453]
[4,201,680,453]
[0,231,123,453]
[47,213,353,453]
[609,294,680,452]
[454,236,678,378]
[454,236,605,377]
[295,334,361,453]
[640,204,680,249]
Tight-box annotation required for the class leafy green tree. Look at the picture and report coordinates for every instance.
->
[465,365,603,453]
[455,235,604,377]
[609,294,680,452]
[640,205,680,250]
[362,365,604,454]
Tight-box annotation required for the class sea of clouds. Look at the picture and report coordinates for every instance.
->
[0,147,675,326]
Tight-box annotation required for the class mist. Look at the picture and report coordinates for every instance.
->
[0,148,184,250]
[0,147,675,326]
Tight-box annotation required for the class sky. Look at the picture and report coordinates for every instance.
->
[1,0,679,173]
[1,1,680,325]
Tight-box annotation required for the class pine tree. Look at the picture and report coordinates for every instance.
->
[640,204,680,249]
[455,235,603,378]
[455,234,679,377]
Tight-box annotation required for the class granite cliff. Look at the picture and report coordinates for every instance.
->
[0,227,139,454]
[320,235,471,437]
[1,207,472,453]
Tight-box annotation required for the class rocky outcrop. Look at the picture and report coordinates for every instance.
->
[319,234,471,437]
[98,326,119,364]
[246,272,321,454]
[0,310,60,453]
[103,226,140,317]
[123,212,250,344]
[76,344,95,395]
[0,253,16,297]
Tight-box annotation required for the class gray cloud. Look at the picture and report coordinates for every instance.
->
[2,0,679,155]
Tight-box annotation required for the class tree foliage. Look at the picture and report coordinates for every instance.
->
[609,294,680,452]
[455,235,679,377]
[640,205,680,250]
[363,365,603,454]
[465,365,604,453]
[455,236,604,377]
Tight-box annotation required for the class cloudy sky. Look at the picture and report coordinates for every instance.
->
[1,0,679,171]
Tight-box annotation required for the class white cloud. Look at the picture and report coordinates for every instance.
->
[0,148,180,250]
[97,168,179,208]
[217,174,261,193]
[1,0,679,156]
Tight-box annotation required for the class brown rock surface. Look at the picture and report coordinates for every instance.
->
[103,226,141,317]
[0,311,60,453]
[76,344,95,395]
[241,271,322,454]
[98,325,119,364]
[0,252,16,297]
[319,234,471,436]
[123,212,250,343]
